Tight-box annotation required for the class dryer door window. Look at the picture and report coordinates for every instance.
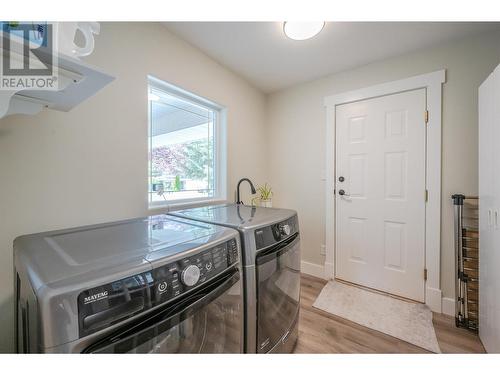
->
[83,269,242,353]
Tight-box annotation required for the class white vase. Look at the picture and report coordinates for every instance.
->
[260,199,272,208]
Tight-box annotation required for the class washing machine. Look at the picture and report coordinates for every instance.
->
[168,204,301,353]
[14,215,243,353]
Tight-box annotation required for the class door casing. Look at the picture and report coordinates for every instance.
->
[324,70,446,313]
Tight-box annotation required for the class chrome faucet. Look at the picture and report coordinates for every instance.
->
[236,178,256,205]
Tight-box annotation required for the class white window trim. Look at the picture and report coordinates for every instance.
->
[147,75,227,211]
[323,70,446,313]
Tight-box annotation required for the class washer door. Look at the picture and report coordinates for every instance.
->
[256,233,301,353]
[83,269,242,353]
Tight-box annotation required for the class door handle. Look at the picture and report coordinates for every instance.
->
[338,189,351,200]
[488,209,493,227]
[495,210,499,229]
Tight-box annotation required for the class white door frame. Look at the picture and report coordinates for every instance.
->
[324,70,446,312]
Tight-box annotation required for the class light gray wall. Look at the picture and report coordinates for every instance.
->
[266,30,500,301]
[0,22,267,352]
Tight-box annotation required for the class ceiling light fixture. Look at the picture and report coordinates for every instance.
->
[283,22,325,41]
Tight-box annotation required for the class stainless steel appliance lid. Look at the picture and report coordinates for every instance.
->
[14,215,233,288]
[170,203,297,230]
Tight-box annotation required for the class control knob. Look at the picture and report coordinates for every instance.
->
[181,264,201,287]
[279,224,291,236]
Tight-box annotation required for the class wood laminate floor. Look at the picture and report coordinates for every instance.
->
[293,274,486,353]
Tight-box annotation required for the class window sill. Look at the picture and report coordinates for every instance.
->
[148,198,229,216]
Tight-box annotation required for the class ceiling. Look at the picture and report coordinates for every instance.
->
[165,22,500,93]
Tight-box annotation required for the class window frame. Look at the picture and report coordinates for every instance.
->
[147,75,227,210]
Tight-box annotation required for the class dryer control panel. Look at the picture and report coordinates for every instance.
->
[77,238,239,338]
[254,215,299,251]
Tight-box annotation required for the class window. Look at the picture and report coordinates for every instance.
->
[148,77,226,207]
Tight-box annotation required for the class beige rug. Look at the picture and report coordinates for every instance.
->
[313,281,441,353]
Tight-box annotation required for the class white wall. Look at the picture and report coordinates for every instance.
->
[0,22,267,352]
[266,30,500,302]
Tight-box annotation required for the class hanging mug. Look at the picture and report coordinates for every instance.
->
[55,22,100,58]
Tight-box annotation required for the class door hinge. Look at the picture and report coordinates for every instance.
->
[424,269,428,281]
[425,110,429,124]
[425,190,428,202]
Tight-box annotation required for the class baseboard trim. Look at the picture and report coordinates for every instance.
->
[301,261,328,280]
[442,297,455,317]
[426,286,442,313]
[324,261,334,279]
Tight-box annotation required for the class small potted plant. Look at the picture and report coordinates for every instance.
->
[252,183,273,207]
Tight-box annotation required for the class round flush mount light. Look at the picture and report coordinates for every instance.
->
[283,21,325,41]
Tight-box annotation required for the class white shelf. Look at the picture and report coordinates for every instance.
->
[0,43,114,119]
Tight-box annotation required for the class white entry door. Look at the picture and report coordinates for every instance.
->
[335,89,426,302]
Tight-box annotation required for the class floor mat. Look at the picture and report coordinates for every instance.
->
[313,280,441,353]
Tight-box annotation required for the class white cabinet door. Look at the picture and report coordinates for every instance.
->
[335,89,426,302]
[491,64,500,353]
[479,65,500,353]
[479,71,494,352]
